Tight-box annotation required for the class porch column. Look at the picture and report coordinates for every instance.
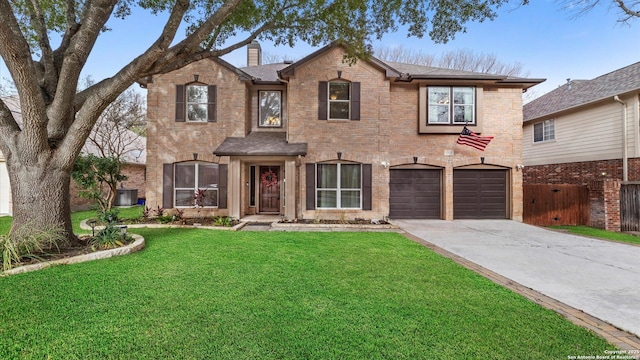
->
[284,160,296,220]
[228,158,241,219]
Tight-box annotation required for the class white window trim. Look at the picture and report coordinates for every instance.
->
[258,90,282,127]
[316,163,362,209]
[174,162,219,208]
[186,84,208,123]
[426,86,476,125]
[328,81,351,121]
[533,119,555,143]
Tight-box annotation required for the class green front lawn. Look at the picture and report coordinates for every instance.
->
[550,225,640,246]
[0,225,612,359]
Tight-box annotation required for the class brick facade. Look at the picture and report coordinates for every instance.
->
[144,43,535,221]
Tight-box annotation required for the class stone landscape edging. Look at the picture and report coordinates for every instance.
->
[79,219,246,231]
[2,234,145,277]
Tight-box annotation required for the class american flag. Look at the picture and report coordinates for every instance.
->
[456,126,493,151]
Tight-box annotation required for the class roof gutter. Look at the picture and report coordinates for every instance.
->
[614,95,628,181]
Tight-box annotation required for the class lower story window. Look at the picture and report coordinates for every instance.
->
[317,163,361,209]
[174,162,219,207]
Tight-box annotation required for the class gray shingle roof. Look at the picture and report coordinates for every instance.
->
[524,61,640,122]
[214,132,307,156]
[240,63,290,83]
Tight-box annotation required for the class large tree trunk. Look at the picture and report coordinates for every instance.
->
[8,157,75,244]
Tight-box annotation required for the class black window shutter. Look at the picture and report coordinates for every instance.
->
[208,85,217,123]
[305,163,316,210]
[162,163,174,208]
[351,82,361,120]
[218,164,228,209]
[175,85,185,122]
[362,164,372,210]
[318,82,328,120]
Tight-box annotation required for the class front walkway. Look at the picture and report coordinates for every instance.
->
[392,219,640,350]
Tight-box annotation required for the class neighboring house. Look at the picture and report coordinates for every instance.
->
[523,62,640,184]
[142,41,543,221]
[522,62,640,231]
[0,95,147,215]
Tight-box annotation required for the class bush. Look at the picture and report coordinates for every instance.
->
[90,224,128,251]
[213,216,232,227]
[1,225,66,271]
[97,208,119,225]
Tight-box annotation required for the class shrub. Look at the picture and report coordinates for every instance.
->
[97,208,119,225]
[1,225,66,271]
[213,216,232,227]
[153,206,164,217]
[90,225,128,251]
[156,215,173,224]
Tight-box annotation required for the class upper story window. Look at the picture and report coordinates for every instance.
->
[318,81,360,121]
[427,86,475,125]
[175,84,217,123]
[174,162,219,207]
[534,119,555,143]
[259,91,282,127]
[328,82,351,120]
[186,85,208,122]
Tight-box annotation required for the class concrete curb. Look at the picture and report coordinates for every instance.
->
[2,234,145,276]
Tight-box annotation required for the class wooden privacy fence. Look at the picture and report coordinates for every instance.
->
[523,184,589,226]
[620,183,640,231]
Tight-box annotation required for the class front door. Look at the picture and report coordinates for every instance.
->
[259,166,280,213]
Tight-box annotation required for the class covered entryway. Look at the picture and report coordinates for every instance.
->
[389,168,442,219]
[454,169,507,219]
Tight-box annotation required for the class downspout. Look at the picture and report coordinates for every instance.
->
[614,96,628,181]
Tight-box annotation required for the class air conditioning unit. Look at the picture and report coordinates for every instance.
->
[115,189,138,206]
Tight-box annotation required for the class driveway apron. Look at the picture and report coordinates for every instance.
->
[393,220,640,337]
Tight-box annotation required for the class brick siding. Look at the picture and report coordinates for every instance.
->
[524,158,640,185]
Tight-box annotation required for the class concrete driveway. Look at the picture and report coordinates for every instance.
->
[392,220,640,337]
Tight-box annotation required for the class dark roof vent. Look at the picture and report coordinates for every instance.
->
[284,60,294,64]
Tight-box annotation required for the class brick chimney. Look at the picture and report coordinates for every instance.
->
[247,40,262,67]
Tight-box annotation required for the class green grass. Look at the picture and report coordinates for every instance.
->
[0,226,613,359]
[71,206,144,234]
[550,225,640,245]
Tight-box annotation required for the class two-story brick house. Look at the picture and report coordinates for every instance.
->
[143,42,543,221]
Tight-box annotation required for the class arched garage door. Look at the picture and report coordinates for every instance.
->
[454,169,508,219]
[389,169,441,219]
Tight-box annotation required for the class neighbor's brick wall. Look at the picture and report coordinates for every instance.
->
[603,180,621,232]
[524,158,640,185]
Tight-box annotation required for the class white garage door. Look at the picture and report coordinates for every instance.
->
[0,162,11,215]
